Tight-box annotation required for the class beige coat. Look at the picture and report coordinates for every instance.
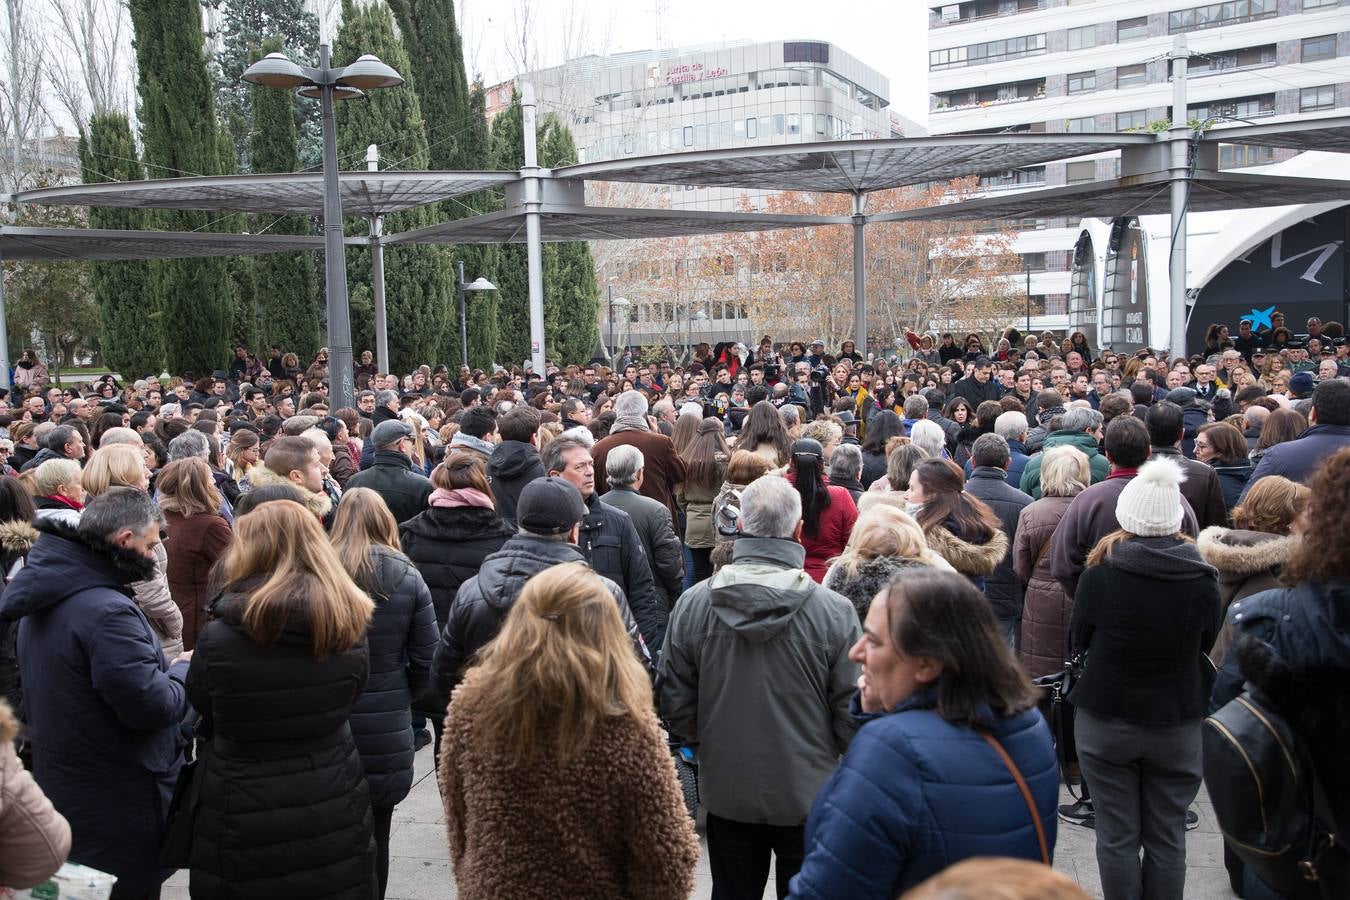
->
[0,702,70,888]
[439,685,698,900]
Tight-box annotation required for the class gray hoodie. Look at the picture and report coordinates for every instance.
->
[657,537,860,825]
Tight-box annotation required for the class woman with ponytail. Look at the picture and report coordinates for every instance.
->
[787,438,857,583]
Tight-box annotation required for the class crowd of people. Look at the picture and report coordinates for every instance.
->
[0,315,1345,900]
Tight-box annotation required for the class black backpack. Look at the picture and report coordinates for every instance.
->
[1204,642,1347,897]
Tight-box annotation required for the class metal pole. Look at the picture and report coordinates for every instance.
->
[1169,34,1190,359]
[319,43,355,409]
[1025,264,1032,334]
[0,248,10,392]
[521,83,547,376]
[367,144,389,375]
[457,260,469,369]
[608,284,615,364]
[852,191,866,355]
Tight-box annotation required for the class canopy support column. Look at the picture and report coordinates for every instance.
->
[1168,34,1191,358]
[522,83,546,376]
[852,191,866,356]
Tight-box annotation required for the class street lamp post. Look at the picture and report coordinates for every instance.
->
[1025,262,1033,334]
[455,260,497,369]
[242,46,404,411]
[608,292,630,365]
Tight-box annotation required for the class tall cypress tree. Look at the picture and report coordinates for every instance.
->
[539,117,600,364]
[333,0,454,373]
[461,86,500,370]
[128,0,236,376]
[250,39,320,361]
[78,113,164,379]
[489,96,529,367]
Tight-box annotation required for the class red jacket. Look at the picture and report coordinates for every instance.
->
[799,484,858,584]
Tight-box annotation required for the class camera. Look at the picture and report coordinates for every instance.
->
[810,365,829,384]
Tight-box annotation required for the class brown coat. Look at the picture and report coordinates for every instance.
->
[593,429,688,523]
[439,686,699,900]
[1196,526,1295,665]
[0,702,70,888]
[163,509,233,650]
[1013,494,1077,679]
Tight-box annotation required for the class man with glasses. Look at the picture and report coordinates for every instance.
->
[1191,363,1219,401]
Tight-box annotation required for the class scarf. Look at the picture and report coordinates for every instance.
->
[429,487,494,509]
[610,413,650,435]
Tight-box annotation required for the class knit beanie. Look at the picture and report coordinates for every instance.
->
[1115,456,1186,537]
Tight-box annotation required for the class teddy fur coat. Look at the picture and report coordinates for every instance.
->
[439,684,699,900]
[1196,526,1296,665]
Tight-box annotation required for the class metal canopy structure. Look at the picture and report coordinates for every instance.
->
[387,204,851,245]
[871,170,1350,223]
[0,225,330,261]
[1201,114,1350,154]
[554,134,1156,194]
[7,170,517,218]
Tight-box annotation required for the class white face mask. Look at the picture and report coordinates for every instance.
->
[905,502,924,517]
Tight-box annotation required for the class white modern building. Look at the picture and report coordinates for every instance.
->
[927,0,1350,338]
[489,40,924,350]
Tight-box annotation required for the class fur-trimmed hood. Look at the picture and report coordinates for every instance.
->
[246,464,333,520]
[1196,527,1296,577]
[924,523,1008,577]
[0,519,37,555]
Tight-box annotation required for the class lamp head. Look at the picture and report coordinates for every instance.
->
[241,52,310,89]
[296,84,365,101]
[464,277,497,292]
[337,54,404,90]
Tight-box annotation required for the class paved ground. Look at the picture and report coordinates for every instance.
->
[164,744,1238,899]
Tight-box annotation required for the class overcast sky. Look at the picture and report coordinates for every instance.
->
[455,0,932,125]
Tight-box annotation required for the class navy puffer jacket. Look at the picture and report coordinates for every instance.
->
[789,690,1057,900]
[349,545,438,808]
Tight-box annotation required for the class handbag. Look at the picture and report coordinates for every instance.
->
[158,751,201,867]
[1032,650,1086,801]
[978,728,1051,865]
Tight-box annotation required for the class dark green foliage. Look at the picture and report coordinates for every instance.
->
[333,0,453,373]
[489,97,529,366]
[206,0,320,169]
[249,38,321,360]
[453,87,500,370]
[128,0,236,376]
[77,113,163,379]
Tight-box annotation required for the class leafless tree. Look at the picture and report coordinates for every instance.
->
[0,0,50,192]
[45,0,132,135]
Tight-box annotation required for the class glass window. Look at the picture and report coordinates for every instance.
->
[671,127,682,147]
[788,113,801,135]
[1067,70,1096,93]
[1116,109,1148,130]
[758,116,771,138]
[1117,16,1148,41]
[734,119,745,139]
[1218,143,1277,167]
[1304,0,1339,7]
[745,117,756,139]
[1303,34,1337,62]
[783,41,829,64]
[623,134,635,154]
[1116,63,1148,87]
[774,114,785,135]
[1169,1,1276,33]
[693,124,707,146]
[682,125,693,147]
[1189,94,1276,120]
[1300,84,1336,112]
[1066,116,1096,133]
[1067,25,1096,51]
[1189,44,1276,73]
[1066,161,1096,184]
[815,113,827,135]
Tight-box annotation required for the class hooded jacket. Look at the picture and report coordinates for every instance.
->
[344,449,433,525]
[789,691,1057,900]
[1019,429,1109,499]
[349,546,438,809]
[1070,536,1221,723]
[247,463,334,521]
[427,535,641,714]
[656,537,860,825]
[0,520,190,896]
[18,446,61,473]
[924,521,1008,593]
[486,440,544,526]
[1195,527,1294,665]
[0,700,70,889]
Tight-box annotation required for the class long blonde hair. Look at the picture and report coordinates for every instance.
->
[454,562,652,765]
[329,487,401,590]
[220,500,373,659]
[82,444,146,495]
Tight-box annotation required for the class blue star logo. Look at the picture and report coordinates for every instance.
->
[1241,306,1276,331]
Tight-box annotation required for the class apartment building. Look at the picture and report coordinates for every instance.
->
[927,0,1350,333]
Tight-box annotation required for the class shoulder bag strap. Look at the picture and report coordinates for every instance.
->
[979,728,1051,865]
[1032,535,1055,571]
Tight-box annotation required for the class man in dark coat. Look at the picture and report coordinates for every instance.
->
[0,489,190,899]
[426,477,643,710]
[951,357,1003,407]
[600,444,685,609]
[1242,378,1350,499]
[964,434,1033,644]
[590,390,687,525]
[359,390,402,469]
[545,435,667,650]
[486,406,545,527]
[345,420,434,525]
[1146,401,1227,531]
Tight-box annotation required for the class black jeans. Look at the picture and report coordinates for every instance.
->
[689,547,713,584]
[373,805,394,900]
[705,812,804,900]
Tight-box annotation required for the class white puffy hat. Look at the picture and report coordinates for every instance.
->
[1115,457,1186,537]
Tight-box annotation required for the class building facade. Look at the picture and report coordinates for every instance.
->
[490,40,925,352]
[927,0,1350,337]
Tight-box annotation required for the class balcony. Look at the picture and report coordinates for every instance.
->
[929,0,1047,29]
[932,78,1046,113]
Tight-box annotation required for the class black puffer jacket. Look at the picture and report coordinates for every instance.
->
[486,441,544,526]
[349,546,438,809]
[187,594,374,900]
[578,492,666,649]
[427,535,639,713]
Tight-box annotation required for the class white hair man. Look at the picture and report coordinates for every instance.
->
[658,474,860,898]
[590,389,688,524]
[600,444,685,607]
